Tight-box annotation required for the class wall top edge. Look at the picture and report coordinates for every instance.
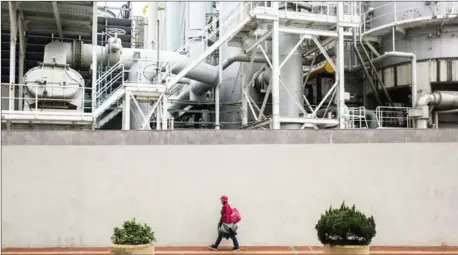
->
[2,129,458,146]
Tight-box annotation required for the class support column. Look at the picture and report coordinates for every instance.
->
[271,1,280,129]
[241,64,248,126]
[215,45,222,130]
[122,92,131,130]
[17,10,25,111]
[91,2,98,129]
[161,94,168,130]
[8,2,17,111]
[336,2,346,129]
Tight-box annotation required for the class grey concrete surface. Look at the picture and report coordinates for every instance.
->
[2,141,458,247]
[2,129,458,145]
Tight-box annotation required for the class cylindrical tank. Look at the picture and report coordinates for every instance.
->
[279,33,304,129]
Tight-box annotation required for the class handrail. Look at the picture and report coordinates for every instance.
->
[361,1,458,34]
[96,61,123,85]
[159,2,252,82]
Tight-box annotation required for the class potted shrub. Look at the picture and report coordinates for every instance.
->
[110,218,156,255]
[315,202,376,255]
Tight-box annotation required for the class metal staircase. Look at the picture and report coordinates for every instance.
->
[353,33,392,106]
[93,61,125,121]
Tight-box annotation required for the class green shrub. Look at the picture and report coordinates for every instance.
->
[111,218,156,245]
[315,202,376,246]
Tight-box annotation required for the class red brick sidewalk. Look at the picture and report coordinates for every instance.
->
[2,246,458,255]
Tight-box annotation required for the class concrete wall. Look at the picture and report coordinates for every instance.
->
[2,130,458,247]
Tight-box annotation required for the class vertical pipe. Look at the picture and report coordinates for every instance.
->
[392,26,395,51]
[17,11,25,111]
[434,112,439,129]
[271,1,280,129]
[148,2,158,50]
[8,2,17,111]
[156,102,161,130]
[156,19,160,83]
[162,93,168,130]
[165,1,181,51]
[337,2,346,129]
[91,2,97,128]
[215,45,222,130]
[411,56,417,108]
[123,91,131,130]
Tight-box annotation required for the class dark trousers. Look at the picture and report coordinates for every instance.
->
[214,233,239,248]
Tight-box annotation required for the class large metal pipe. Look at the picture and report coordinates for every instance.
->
[416,91,458,129]
[165,2,181,51]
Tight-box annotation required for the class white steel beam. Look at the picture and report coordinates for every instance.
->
[91,2,97,129]
[8,2,17,111]
[130,93,148,125]
[140,94,163,130]
[215,44,222,130]
[280,26,337,37]
[271,1,280,129]
[17,10,25,111]
[51,2,63,39]
[244,31,272,53]
[311,36,337,72]
[161,93,168,130]
[122,91,131,130]
[336,2,346,129]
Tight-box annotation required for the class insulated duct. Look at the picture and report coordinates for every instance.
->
[415,91,458,129]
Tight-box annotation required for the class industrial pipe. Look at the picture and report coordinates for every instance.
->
[302,61,335,81]
[415,91,458,129]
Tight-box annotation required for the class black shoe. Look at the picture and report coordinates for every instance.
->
[209,245,218,251]
[233,247,240,252]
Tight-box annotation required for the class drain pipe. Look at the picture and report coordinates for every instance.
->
[415,91,458,129]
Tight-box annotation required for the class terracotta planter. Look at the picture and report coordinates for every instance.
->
[324,245,369,255]
[109,243,155,255]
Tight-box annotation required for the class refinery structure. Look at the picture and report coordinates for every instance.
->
[2,1,458,249]
[2,1,458,131]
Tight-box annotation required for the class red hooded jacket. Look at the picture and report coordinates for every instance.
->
[220,202,232,224]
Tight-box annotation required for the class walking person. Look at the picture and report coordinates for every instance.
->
[209,195,240,251]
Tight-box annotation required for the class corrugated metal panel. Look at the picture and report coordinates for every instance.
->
[383,67,394,88]
[453,60,458,81]
[429,60,437,83]
[416,62,430,92]
[396,63,411,86]
[440,59,448,82]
